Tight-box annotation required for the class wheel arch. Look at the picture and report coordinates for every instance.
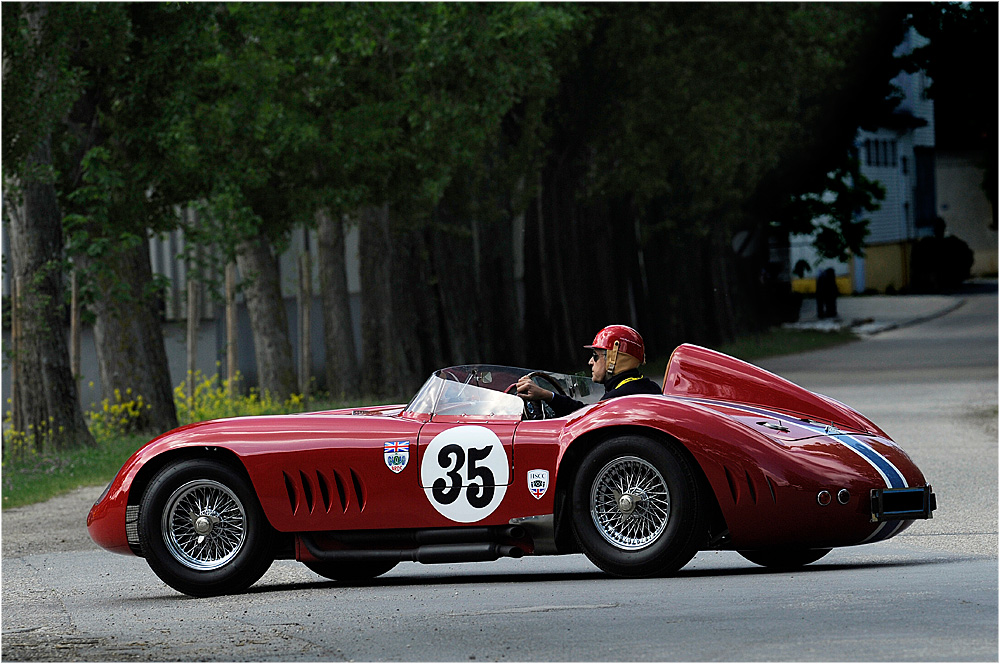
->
[553,424,728,554]
[126,446,297,557]
[126,446,251,509]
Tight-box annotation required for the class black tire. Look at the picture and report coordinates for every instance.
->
[303,560,398,582]
[738,548,831,570]
[139,459,274,597]
[571,435,704,577]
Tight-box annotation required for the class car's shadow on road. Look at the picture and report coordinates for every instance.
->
[132,553,982,602]
[223,553,975,598]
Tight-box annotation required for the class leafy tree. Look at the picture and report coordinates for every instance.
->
[158,3,314,401]
[516,3,910,364]
[329,3,583,394]
[54,3,209,434]
[2,3,94,449]
[165,3,582,397]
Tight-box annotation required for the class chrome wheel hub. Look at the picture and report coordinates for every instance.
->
[162,480,246,571]
[590,456,670,550]
[193,514,215,535]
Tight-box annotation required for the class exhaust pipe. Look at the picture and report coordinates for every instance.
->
[300,536,524,564]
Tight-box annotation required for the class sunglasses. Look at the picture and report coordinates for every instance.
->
[590,349,607,362]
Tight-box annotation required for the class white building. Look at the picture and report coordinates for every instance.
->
[791,26,937,294]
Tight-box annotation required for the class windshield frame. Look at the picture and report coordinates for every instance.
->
[402,364,601,421]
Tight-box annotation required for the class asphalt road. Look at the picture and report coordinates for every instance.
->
[3,285,996,661]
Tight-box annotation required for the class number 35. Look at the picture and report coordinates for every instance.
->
[432,444,495,508]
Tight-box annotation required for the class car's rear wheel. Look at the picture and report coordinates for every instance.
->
[303,560,398,582]
[139,459,274,597]
[571,435,703,577]
[738,548,831,569]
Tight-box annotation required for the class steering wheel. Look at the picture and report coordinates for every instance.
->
[444,370,475,399]
[520,371,567,421]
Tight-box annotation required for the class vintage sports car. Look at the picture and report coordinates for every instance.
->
[88,344,936,596]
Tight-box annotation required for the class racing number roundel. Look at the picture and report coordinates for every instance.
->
[421,425,509,523]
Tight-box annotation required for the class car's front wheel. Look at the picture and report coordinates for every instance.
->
[139,459,274,597]
[571,435,704,577]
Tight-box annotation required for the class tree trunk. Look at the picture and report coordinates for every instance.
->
[235,229,297,401]
[186,245,199,400]
[225,263,239,394]
[297,249,312,406]
[709,224,739,344]
[316,210,359,399]
[6,136,94,450]
[84,239,179,433]
[358,203,402,398]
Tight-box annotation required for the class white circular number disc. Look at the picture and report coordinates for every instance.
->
[421,425,509,523]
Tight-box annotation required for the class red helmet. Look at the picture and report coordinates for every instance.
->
[586,325,645,363]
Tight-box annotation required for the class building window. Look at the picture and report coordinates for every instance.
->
[901,156,908,175]
[865,139,898,168]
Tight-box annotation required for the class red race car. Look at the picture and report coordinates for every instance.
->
[88,344,936,596]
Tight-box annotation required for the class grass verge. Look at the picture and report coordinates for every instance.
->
[2,386,355,510]
[2,434,148,510]
[716,327,858,361]
[3,327,857,510]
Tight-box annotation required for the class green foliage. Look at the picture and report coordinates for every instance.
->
[2,4,82,171]
[161,2,583,247]
[580,4,902,235]
[3,3,932,400]
[1,431,147,510]
[173,370,308,424]
[2,370,331,508]
[86,388,152,439]
[773,155,885,263]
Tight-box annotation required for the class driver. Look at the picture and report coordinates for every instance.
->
[516,324,660,417]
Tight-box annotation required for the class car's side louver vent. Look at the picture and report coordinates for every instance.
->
[724,466,739,504]
[764,474,777,504]
[300,471,314,513]
[284,472,298,514]
[745,470,757,504]
[317,470,332,513]
[283,468,366,516]
[333,469,348,513]
[723,466,777,506]
[351,468,366,510]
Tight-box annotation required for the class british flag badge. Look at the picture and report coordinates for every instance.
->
[527,469,549,499]
[384,440,410,473]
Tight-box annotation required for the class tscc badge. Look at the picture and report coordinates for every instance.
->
[384,440,410,473]
[527,469,549,499]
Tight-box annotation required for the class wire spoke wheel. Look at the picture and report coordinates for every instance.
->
[590,455,670,550]
[140,459,274,596]
[163,479,247,570]
[572,435,702,577]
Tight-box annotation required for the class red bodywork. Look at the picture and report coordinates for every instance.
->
[88,344,931,559]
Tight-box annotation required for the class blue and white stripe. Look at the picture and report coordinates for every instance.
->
[679,396,911,543]
[679,396,907,489]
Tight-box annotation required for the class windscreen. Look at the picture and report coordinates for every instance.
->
[403,365,601,420]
